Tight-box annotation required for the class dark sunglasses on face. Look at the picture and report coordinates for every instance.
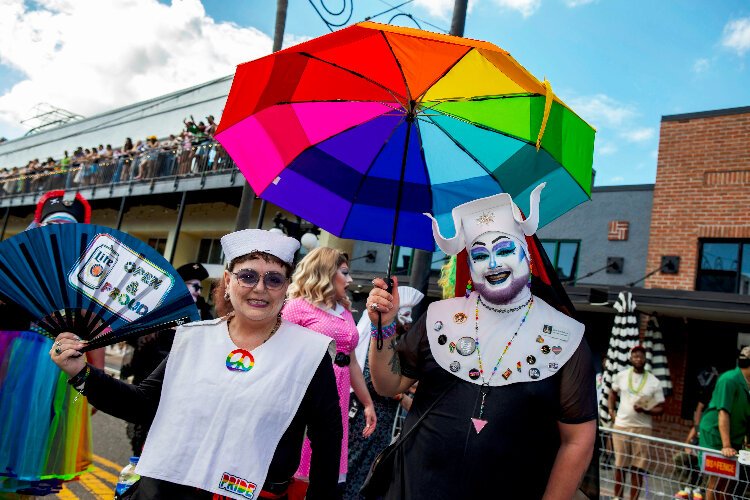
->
[190,283,203,292]
[231,269,287,290]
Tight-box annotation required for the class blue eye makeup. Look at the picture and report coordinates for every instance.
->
[470,248,490,261]
[493,240,516,257]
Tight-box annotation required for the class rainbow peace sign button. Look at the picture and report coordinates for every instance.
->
[226,349,255,372]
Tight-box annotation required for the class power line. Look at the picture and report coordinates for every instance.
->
[306,0,354,31]
[371,0,449,33]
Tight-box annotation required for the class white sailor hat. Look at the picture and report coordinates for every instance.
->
[424,183,545,256]
[220,229,300,265]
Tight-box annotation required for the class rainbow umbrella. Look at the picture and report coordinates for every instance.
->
[216,21,595,259]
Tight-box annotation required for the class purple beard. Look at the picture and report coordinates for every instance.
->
[473,270,530,305]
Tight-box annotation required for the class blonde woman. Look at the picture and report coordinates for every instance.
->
[283,247,376,495]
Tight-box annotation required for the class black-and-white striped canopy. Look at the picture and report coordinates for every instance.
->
[599,291,640,423]
[644,317,672,397]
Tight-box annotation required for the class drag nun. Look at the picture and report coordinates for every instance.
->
[366,184,598,499]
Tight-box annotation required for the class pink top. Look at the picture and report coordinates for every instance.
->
[282,297,359,479]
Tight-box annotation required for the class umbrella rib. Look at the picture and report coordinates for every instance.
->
[299,51,407,109]
[339,116,407,238]
[377,31,412,104]
[412,47,472,103]
[418,114,495,179]
[419,93,538,108]
[421,107,536,149]
[411,118,435,225]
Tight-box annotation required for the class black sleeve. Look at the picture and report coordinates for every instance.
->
[558,338,598,424]
[82,358,166,424]
[304,354,342,500]
[395,311,429,380]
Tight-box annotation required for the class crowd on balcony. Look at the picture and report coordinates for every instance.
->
[0,114,232,196]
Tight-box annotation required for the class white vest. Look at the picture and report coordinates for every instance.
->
[136,317,332,499]
[426,292,584,386]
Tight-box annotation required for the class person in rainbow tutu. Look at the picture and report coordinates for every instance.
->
[365,184,597,499]
[0,190,104,495]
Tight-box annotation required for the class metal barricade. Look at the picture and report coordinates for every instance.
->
[599,426,749,499]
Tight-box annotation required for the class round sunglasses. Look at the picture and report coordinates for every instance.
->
[230,269,288,290]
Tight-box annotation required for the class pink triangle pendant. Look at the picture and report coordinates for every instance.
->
[471,418,488,434]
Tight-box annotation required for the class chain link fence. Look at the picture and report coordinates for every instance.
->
[599,426,749,499]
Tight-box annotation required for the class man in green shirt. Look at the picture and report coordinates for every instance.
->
[699,346,750,500]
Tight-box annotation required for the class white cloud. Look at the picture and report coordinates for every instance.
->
[621,127,655,143]
[0,0,272,136]
[693,58,710,73]
[493,0,541,18]
[609,176,625,183]
[722,17,750,55]
[413,0,456,19]
[413,0,477,21]
[283,33,313,49]
[567,94,636,128]
[565,0,596,7]
[597,140,618,156]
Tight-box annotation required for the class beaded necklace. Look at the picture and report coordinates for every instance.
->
[478,294,532,314]
[627,368,648,395]
[473,295,533,425]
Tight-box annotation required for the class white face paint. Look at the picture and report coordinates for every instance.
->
[397,306,413,327]
[468,231,530,305]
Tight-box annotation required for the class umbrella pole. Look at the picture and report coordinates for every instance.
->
[378,113,414,349]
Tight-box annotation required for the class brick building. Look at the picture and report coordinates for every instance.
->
[643,106,750,440]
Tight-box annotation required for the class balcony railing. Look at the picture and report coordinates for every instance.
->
[0,141,237,200]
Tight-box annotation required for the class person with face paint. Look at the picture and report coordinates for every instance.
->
[608,345,665,500]
[347,286,424,499]
[366,184,597,499]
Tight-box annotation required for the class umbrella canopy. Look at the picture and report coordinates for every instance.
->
[599,291,641,422]
[216,21,595,251]
[644,317,672,397]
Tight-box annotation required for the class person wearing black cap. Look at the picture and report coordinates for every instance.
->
[608,345,665,500]
[176,262,213,320]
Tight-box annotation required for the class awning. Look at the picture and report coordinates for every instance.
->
[565,285,750,324]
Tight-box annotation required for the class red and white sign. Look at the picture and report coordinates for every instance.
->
[608,220,630,241]
[700,452,739,479]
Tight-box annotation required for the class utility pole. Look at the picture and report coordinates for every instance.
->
[233,0,289,231]
[409,0,468,315]
[450,0,468,37]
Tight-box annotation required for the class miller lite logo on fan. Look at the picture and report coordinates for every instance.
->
[68,233,175,322]
[77,244,118,289]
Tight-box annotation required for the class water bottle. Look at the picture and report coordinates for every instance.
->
[114,456,140,499]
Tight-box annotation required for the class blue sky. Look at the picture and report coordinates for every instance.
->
[1,0,749,186]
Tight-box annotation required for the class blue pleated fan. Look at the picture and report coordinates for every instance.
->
[0,224,200,351]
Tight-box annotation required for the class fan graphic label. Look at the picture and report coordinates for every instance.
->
[68,234,175,322]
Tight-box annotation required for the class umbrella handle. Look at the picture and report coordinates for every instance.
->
[376,277,394,350]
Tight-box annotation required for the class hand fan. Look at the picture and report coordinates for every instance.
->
[0,224,200,351]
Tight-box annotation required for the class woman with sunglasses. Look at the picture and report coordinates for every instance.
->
[49,229,342,500]
[282,247,377,498]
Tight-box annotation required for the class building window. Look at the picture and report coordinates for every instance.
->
[147,237,167,256]
[197,238,224,265]
[540,240,580,281]
[387,247,448,275]
[696,240,750,294]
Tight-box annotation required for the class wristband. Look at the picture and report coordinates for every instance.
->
[370,319,397,340]
[68,365,91,391]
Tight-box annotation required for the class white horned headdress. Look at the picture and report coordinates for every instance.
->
[424,183,546,256]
